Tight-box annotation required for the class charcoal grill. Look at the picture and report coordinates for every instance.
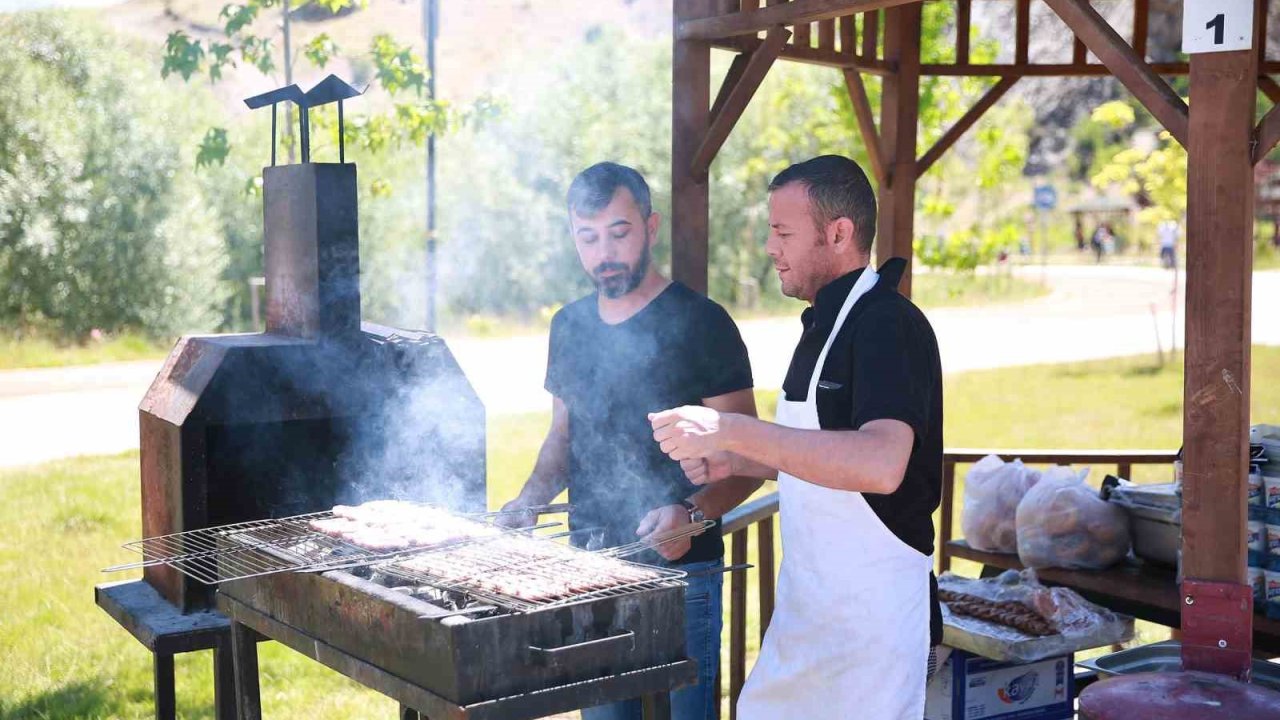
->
[103,77,699,719]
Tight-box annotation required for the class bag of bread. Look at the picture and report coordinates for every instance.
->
[961,455,1040,553]
[1015,467,1131,570]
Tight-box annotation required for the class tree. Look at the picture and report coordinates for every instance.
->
[159,0,496,192]
[0,13,228,339]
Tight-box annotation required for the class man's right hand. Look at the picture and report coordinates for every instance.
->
[679,451,735,485]
[494,499,537,529]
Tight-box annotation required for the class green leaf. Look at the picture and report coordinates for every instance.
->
[303,33,338,69]
[219,4,260,37]
[238,35,275,74]
[207,42,236,81]
[370,33,426,96]
[312,0,357,13]
[196,127,231,168]
[161,31,204,81]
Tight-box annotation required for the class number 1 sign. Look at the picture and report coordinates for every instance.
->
[1183,0,1253,54]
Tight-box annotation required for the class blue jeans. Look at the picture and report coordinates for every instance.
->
[580,558,724,720]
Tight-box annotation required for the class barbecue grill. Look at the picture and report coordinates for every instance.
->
[105,77,701,719]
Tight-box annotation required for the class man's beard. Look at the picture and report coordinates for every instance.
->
[592,240,651,299]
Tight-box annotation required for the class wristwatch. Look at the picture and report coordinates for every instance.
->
[680,498,706,524]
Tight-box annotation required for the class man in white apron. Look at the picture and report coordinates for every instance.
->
[650,155,943,719]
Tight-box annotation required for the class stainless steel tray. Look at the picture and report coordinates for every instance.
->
[1077,640,1280,692]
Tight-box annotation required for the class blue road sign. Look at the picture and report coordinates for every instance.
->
[1033,185,1058,211]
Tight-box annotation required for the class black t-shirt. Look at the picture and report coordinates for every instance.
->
[545,282,753,564]
[781,258,945,646]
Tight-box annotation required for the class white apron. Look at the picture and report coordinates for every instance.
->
[737,267,932,720]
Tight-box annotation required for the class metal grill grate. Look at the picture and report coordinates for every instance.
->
[106,508,547,585]
[376,523,708,613]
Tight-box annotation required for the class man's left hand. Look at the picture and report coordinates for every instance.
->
[636,504,696,561]
[649,405,730,461]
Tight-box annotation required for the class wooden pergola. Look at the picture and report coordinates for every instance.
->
[671,0,1275,681]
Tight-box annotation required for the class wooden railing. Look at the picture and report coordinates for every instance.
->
[713,448,1177,719]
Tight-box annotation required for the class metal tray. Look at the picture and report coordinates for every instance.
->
[1077,640,1280,692]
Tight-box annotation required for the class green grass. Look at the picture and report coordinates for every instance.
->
[0,331,170,370]
[4,349,1279,717]
[910,272,1049,309]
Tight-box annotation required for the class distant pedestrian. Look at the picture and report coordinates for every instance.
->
[1090,225,1106,263]
[1157,220,1178,269]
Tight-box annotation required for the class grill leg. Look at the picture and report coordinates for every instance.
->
[153,652,175,720]
[399,705,427,720]
[641,692,671,720]
[213,636,238,720]
[230,621,262,720]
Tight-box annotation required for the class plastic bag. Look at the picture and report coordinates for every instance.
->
[938,569,1134,662]
[1015,466,1131,570]
[961,455,1040,553]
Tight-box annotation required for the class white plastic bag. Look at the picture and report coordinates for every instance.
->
[1015,466,1131,570]
[961,455,1040,553]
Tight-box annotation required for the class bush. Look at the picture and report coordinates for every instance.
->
[0,13,228,339]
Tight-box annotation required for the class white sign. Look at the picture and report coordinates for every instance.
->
[1183,0,1254,54]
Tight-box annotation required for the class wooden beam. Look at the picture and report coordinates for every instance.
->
[818,18,836,50]
[712,35,891,71]
[877,2,922,296]
[794,20,812,47]
[839,14,856,54]
[1133,0,1149,60]
[956,0,971,65]
[917,76,1018,175]
[711,52,751,122]
[1261,75,1280,103]
[672,0,718,295]
[1256,103,1280,163]
[1073,35,1087,65]
[862,9,879,60]
[842,68,887,186]
[922,61,1280,77]
[678,0,919,41]
[1015,0,1030,66]
[691,25,791,178]
[1181,44,1257,673]
[1043,0,1188,146]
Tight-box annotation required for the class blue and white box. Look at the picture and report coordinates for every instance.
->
[925,649,1074,720]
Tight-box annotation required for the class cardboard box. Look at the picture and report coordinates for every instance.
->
[925,649,1074,720]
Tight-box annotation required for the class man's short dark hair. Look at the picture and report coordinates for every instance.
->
[768,155,877,254]
[567,162,653,219]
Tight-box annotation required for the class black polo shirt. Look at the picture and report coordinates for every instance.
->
[781,258,944,646]
[545,282,754,564]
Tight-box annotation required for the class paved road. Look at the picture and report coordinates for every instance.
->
[2,266,1276,468]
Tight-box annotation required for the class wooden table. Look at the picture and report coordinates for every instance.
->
[95,580,238,720]
[946,540,1280,656]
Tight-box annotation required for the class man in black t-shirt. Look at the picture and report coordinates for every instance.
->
[500,162,760,720]
[651,155,943,719]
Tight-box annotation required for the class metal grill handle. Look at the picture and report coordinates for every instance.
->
[528,630,636,669]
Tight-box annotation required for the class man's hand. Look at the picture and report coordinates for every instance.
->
[635,504,698,561]
[493,499,536,530]
[649,405,732,461]
[679,452,735,485]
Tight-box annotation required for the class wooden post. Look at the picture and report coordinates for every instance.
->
[877,3,922,296]
[1181,43,1257,671]
[673,0,718,295]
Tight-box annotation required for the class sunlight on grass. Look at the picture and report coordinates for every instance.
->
[0,331,170,370]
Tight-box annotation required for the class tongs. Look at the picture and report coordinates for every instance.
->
[475,503,572,519]
[606,520,716,558]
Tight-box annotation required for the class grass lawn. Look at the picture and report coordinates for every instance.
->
[3,348,1279,717]
[0,332,170,371]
